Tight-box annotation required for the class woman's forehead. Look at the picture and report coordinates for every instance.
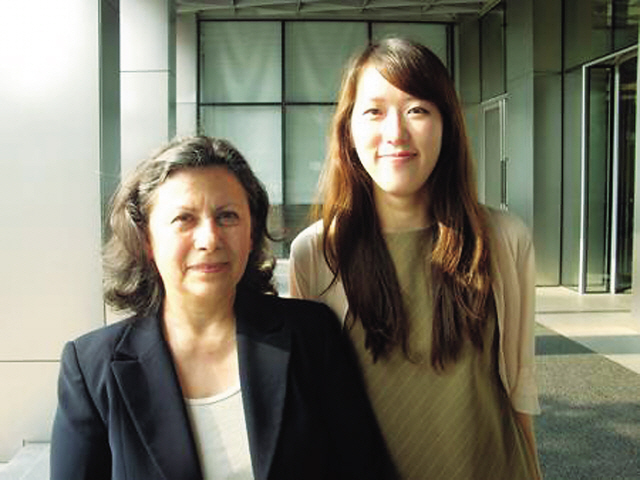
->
[150,166,248,208]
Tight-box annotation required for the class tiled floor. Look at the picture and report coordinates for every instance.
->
[535,286,640,374]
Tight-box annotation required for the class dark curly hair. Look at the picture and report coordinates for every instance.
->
[103,136,276,316]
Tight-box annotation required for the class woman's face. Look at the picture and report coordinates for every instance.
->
[147,166,252,307]
[350,65,443,205]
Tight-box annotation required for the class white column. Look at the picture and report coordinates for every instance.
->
[120,0,176,175]
[177,13,198,137]
[0,0,117,461]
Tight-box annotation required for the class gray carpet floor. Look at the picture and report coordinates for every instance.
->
[535,324,640,479]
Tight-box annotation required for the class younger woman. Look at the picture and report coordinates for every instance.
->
[290,38,541,479]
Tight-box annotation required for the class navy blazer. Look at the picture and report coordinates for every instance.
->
[50,291,396,480]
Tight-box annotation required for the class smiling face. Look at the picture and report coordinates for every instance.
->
[147,166,252,310]
[350,65,443,206]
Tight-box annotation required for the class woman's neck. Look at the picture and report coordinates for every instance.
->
[162,293,236,350]
[374,187,431,232]
[162,294,240,399]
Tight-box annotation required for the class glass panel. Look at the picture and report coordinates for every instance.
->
[483,104,502,209]
[561,69,584,289]
[372,23,448,67]
[285,22,368,103]
[282,105,335,255]
[613,0,639,50]
[585,67,612,293]
[480,5,505,100]
[200,22,281,103]
[199,106,283,204]
[564,0,612,70]
[284,105,333,204]
[614,56,636,292]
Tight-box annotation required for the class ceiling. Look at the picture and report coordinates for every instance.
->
[176,0,495,22]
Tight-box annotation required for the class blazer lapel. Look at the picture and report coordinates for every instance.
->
[236,293,291,480]
[111,316,202,480]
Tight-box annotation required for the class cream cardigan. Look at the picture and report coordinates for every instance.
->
[289,207,540,415]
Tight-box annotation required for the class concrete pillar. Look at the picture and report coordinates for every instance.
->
[0,0,119,461]
[120,0,176,175]
[532,0,563,285]
[505,0,535,230]
[176,13,198,137]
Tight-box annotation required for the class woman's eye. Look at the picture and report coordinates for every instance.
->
[363,107,382,117]
[216,210,240,226]
[172,213,194,224]
[408,106,428,115]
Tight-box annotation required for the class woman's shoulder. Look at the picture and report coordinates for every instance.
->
[254,292,336,323]
[290,220,324,256]
[245,293,340,340]
[65,315,145,365]
[482,206,532,245]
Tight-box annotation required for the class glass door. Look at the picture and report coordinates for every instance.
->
[613,56,636,292]
[481,97,508,210]
[580,50,636,293]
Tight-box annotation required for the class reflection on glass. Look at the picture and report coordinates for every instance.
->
[585,66,612,293]
[614,56,636,292]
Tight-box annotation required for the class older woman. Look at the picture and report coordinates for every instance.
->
[50,136,395,480]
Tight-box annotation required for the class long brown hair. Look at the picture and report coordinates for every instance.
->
[103,136,276,317]
[319,38,491,368]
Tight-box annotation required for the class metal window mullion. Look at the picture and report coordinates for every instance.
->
[281,20,286,207]
[500,97,508,210]
[578,66,589,294]
[196,17,202,134]
[610,64,621,294]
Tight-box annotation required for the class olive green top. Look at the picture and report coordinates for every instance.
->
[347,228,533,479]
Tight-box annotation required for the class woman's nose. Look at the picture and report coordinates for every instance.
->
[194,219,220,250]
[381,111,407,144]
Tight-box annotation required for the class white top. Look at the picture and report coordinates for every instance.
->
[289,207,540,414]
[185,386,255,480]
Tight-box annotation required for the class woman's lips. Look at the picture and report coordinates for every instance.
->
[189,262,229,273]
[379,150,416,164]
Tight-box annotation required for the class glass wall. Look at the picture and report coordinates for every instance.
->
[564,0,637,70]
[561,0,638,291]
[615,56,636,292]
[585,66,613,292]
[199,20,449,256]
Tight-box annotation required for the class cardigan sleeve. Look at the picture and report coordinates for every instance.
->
[50,342,112,480]
[489,209,541,415]
[511,218,540,414]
